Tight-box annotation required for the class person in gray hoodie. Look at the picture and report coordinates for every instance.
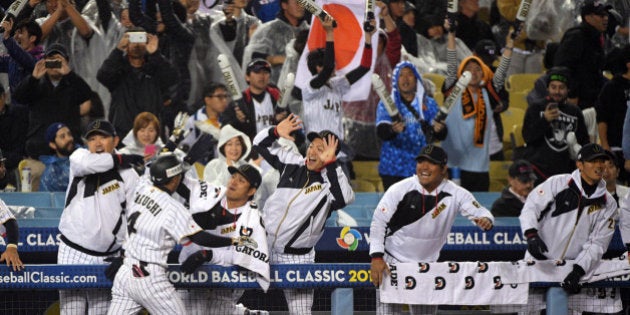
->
[203,124,255,186]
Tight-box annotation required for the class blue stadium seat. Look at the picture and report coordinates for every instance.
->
[342,205,371,220]
[472,192,500,209]
[0,192,53,208]
[353,193,382,208]
[52,192,66,208]
[34,207,64,218]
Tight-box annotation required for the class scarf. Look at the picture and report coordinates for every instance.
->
[461,87,487,147]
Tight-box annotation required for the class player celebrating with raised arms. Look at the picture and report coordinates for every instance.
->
[370,144,494,314]
[107,154,256,314]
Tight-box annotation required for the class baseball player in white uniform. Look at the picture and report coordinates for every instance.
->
[58,120,142,315]
[369,145,494,315]
[107,154,256,315]
[253,115,355,314]
[0,198,23,271]
[177,164,265,315]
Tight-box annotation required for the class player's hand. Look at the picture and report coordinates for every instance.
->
[231,235,257,248]
[318,134,338,164]
[370,257,390,287]
[276,114,302,141]
[473,217,493,231]
[112,154,145,169]
[561,264,585,294]
[181,250,212,275]
[391,121,405,133]
[0,246,24,271]
[525,230,548,260]
[104,256,124,281]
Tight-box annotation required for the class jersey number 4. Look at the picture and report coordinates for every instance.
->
[128,212,141,235]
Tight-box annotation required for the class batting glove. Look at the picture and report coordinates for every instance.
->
[104,256,124,281]
[525,229,548,260]
[561,264,585,294]
[181,250,213,275]
[232,235,257,248]
[112,154,144,169]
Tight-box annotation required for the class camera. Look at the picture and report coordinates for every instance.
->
[128,32,147,43]
[547,102,558,110]
[45,60,62,69]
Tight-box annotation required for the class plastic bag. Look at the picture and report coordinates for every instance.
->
[526,0,576,41]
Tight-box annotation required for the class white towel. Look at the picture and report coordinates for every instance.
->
[232,207,271,292]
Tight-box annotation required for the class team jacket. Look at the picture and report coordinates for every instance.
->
[369,177,494,262]
[253,127,355,254]
[519,170,617,273]
[58,148,139,255]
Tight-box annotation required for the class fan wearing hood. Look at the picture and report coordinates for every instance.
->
[440,24,512,192]
[203,124,253,186]
[376,61,446,190]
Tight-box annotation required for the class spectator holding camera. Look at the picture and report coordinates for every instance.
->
[522,67,590,185]
[97,28,176,138]
[13,43,92,189]
[0,19,44,100]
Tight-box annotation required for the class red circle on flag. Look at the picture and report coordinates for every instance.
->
[307,4,362,70]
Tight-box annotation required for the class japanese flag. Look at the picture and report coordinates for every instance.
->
[294,0,380,102]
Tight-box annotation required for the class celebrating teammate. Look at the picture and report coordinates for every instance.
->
[369,144,493,314]
[178,164,268,314]
[58,120,142,314]
[519,143,617,310]
[0,198,23,271]
[253,114,354,314]
[107,154,256,314]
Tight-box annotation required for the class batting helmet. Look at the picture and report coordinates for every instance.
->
[150,153,184,185]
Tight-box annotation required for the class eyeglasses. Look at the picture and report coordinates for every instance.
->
[210,94,230,100]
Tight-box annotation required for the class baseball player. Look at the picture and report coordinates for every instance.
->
[58,119,142,315]
[0,198,23,271]
[177,164,266,315]
[253,114,354,314]
[107,154,256,315]
[369,145,494,315]
[518,143,618,311]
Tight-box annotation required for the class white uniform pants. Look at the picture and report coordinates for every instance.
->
[271,249,315,315]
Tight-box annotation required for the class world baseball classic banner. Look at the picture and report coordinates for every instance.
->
[379,262,529,305]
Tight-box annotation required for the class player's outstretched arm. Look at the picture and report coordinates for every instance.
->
[0,219,23,271]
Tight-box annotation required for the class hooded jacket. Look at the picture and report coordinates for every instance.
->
[118,130,166,157]
[203,125,252,186]
[376,61,441,178]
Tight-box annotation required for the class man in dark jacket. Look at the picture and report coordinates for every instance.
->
[97,27,177,137]
[554,0,610,109]
[491,159,536,217]
[223,59,288,140]
[522,67,590,184]
[14,43,91,161]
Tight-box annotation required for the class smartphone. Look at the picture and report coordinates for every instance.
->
[45,60,62,69]
[128,32,147,43]
[144,144,157,156]
[547,102,558,110]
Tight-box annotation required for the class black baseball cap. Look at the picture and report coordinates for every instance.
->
[246,59,271,74]
[577,143,611,162]
[509,160,536,182]
[228,164,262,188]
[547,66,570,86]
[581,0,611,17]
[84,120,117,138]
[307,130,341,155]
[45,43,69,60]
[415,145,447,165]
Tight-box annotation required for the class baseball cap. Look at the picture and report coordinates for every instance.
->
[45,122,67,143]
[307,130,341,155]
[577,143,611,162]
[547,66,570,86]
[246,59,271,74]
[45,43,69,60]
[84,120,117,138]
[415,144,448,165]
[581,0,611,17]
[228,164,262,188]
[509,160,536,182]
